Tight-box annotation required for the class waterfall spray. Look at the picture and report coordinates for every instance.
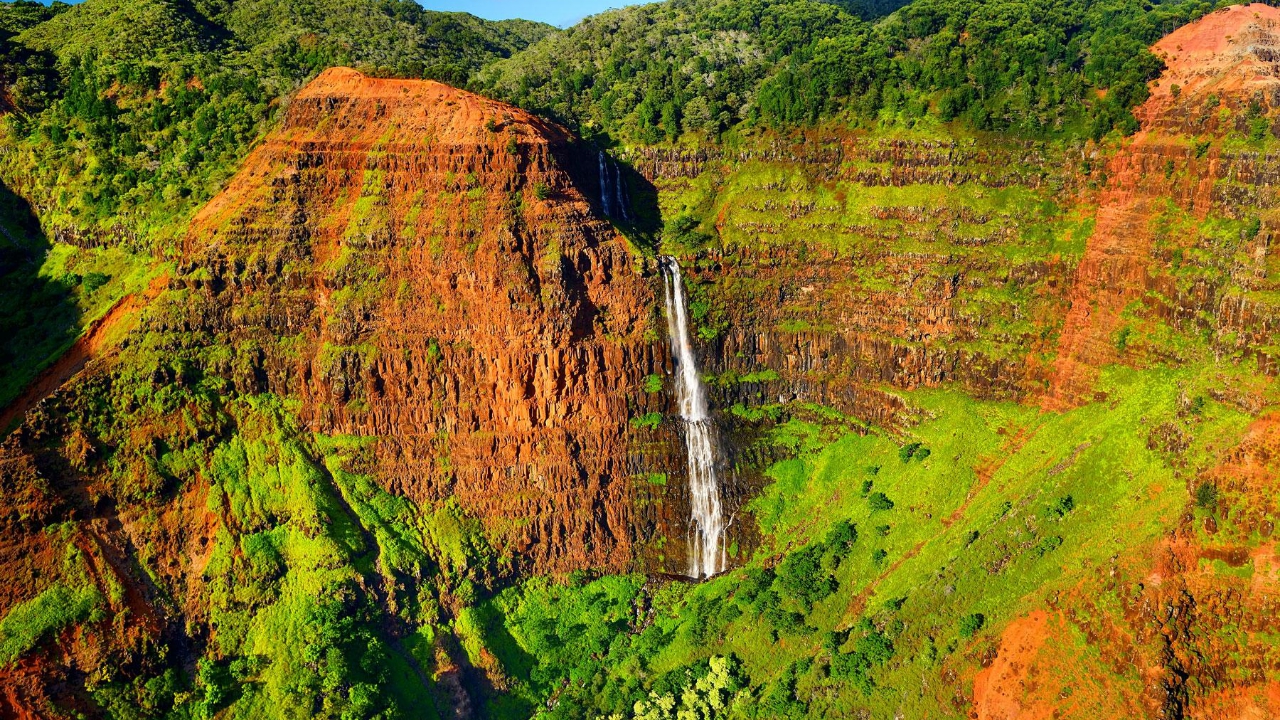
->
[660,257,726,579]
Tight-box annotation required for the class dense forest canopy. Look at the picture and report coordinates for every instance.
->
[0,0,1238,248]
[0,0,552,248]
[481,0,1224,143]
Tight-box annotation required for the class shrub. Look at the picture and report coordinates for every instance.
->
[868,492,894,512]
[898,442,921,462]
[1115,325,1132,351]
[1244,217,1262,239]
[958,613,985,638]
[777,545,837,608]
[629,412,662,430]
[1195,483,1218,510]
[1189,395,1206,415]
[854,631,894,664]
[82,272,110,293]
[822,520,858,569]
[1046,495,1075,519]
[1031,535,1064,557]
[737,567,775,607]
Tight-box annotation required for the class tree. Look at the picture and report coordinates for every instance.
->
[958,613,985,638]
[868,492,894,512]
[682,95,715,135]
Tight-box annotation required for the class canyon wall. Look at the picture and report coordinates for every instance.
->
[0,7,1279,718]
[172,68,672,574]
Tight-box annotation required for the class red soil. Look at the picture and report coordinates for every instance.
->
[1142,4,1280,122]
[1044,4,1279,408]
[184,68,656,574]
[973,611,1054,720]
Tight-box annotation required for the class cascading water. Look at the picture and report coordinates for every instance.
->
[598,151,630,222]
[598,151,613,218]
[660,257,726,579]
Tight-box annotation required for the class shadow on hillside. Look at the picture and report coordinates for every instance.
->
[0,180,82,412]
[565,142,661,251]
[614,157,661,249]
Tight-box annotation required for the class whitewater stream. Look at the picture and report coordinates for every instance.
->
[660,257,726,579]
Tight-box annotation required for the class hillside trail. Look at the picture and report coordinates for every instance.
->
[0,272,168,435]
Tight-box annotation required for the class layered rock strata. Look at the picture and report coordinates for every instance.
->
[175,68,660,572]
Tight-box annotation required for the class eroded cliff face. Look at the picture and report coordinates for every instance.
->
[1,8,1279,719]
[625,136,1085,432]
[0,69,683,716]
[612,8,1280,718]
[1047,3,1280,409]
[628,9,1280,425]
[175,68,660,573]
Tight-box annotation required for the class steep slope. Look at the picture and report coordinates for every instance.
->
[0,0,556,451]
[181,67,655,572]
[454,6,1280,720]
[1,4,1279,720]
[0,69,667,718]
[1047,3,1280,408]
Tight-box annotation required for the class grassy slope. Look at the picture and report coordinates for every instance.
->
[472,362,1266,718]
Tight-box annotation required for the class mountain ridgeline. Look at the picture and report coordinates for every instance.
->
[0,0,1279,719]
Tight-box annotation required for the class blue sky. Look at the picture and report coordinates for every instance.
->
[417,1,644,27]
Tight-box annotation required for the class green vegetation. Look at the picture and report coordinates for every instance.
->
[450,364,1260,719]
[484,0,1221,143]
[0,541,103,666]
[867,491,895,511]
[0,0,1277,718]
[631,411,664,429]
[957,612,985,638]
[0,0,551,416]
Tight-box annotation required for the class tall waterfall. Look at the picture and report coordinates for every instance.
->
[660,257,726,579]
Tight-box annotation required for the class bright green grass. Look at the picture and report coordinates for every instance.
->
[479,364,1262,719]
[0,540,104,667]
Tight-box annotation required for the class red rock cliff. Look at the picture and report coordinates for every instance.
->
[1046,4,1280,408]
[179,68,659,573]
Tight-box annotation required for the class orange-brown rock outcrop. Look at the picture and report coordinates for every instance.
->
[177,68,660,573]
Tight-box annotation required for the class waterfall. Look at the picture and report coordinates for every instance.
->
[598,151,630,222]
[614,161,629,222]
[598,151,613,218]
[660,257,726,579]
